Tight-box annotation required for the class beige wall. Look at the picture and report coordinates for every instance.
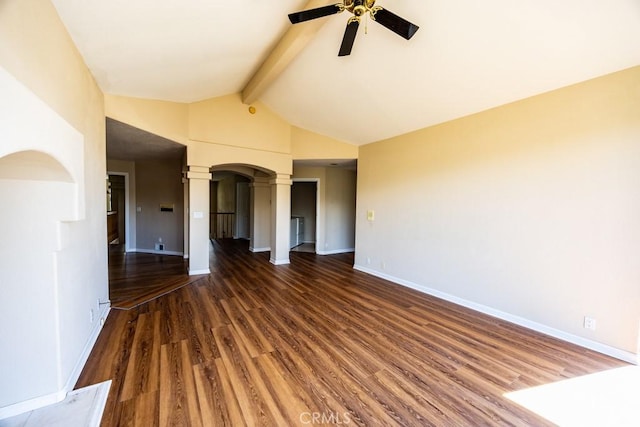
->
[189,94,291,154]
[355,66,640,357]
[291,126,358,160]
[0,0,108,411]
[250,178,272,252]
[326,168,357,252]
[105,94,188,145]
[135,158,184,254]
[104,94,358,174]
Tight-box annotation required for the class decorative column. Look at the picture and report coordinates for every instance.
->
[270,173,292,265]
[250,177,271,252]
[187,165,211,275]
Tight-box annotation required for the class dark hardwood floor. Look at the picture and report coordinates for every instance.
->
[109,245,204,309]
[81,240,627,426]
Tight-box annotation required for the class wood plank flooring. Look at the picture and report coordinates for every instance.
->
[80,239,627,426]
[109,247,204,309]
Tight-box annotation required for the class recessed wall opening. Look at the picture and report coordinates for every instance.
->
[0,150,76,409]
[209,171,251,241]
[291,180,318,253]
[106,118,188,308]
[107,174,126,248]
[207,165,275,260]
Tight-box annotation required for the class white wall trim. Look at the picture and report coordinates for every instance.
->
[130,248,184,257]
[270,258,290,265]
[188,268,210,276]
[250,246,270,253]
[353,265,638,365]
[0,306,111,420]
[317,248,355,255]
[64,306,111,393]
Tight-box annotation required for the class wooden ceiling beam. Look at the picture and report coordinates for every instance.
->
[241,0,335,105]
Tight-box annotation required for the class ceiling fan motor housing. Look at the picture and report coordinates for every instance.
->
[345,0,376,16]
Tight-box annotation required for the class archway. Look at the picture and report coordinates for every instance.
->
[185,144,292,274]
[209,164,274,253]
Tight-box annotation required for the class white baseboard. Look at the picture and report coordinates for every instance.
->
[353,265,638,365]
[270,258,290,265]
[130,248,184,256]
[317,248,355,255]
[188,268,210,276]
[0,306,111,419]
[250,247,270,253]
[64,306,111,391]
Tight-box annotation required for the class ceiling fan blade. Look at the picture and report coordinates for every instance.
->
[288,4,342,24]
[371,7,419,40]
[338,18,360,56]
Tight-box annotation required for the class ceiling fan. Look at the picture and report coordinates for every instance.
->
[288,0,419,56]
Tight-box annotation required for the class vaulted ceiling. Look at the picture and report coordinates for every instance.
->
[52,0,640,146]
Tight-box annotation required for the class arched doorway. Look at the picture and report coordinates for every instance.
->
[185,146,292,274]
[208,164,276,256]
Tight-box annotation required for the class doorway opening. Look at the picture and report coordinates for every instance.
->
[291,180,318,253]
[107,174,127,252]
[209,171,251,240]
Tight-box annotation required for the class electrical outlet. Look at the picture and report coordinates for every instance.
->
[584,316,597,330]
[366,257,371,265]
[89,309,94,323]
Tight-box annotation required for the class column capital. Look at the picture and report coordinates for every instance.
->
[269,173,292,186]
[251,176,270,188]
[186,165,211,180]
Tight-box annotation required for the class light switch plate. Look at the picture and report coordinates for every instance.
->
[367,210,375,221]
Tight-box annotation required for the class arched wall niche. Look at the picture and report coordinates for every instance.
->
[1,66,85,221]
[0,150,74,182]
[0,67,91,410]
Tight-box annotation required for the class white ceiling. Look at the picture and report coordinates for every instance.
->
[52,0,640,146]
